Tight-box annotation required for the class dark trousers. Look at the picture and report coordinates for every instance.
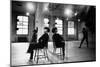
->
[61,42,65,58]
[79,36,88,48]
[30,51,33,60]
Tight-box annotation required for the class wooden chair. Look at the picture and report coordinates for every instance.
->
[53,42,63,56]
[33,43,49,64]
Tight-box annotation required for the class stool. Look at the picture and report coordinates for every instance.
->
[53,42,63,56]
[33,47,49,64]
[53,47,63,56]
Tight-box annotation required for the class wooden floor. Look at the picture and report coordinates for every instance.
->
[11,41,96,66]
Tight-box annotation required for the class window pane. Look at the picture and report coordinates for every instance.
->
[22,29,28,34]
[17,29,23,34]
[56,21,62,24]
[55,25,62,27]
[17,25,23,28]
[68,28,74,35]
[23,22,28,26]
[44,24,49,27]
[55,18,62,24]
[57,28,62,35]
[44,18,49,24]
[17,29,28,34]
[17,22,28,26]
[58,30,62,35]
[58,28,62,30]
[23,16,28,22]
[58,29,62,32]
[17,16,23,21]
[44,18,49,27]
[68,21,74,28]
[17,21,23,26]
[22,26,28,29]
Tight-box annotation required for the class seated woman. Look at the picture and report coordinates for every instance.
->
[35,27,50,62]
[38,27,50,49]
[52,27,65,60]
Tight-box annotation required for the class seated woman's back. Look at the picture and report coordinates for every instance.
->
[52,33,64,43]
[39,33,49,45]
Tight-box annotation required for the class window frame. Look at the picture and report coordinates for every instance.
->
[55,18,63,35]
[16,15,29,35]
[44,18,50,27]
[67,21,75,35]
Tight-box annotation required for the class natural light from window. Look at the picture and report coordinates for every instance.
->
[17,16,28,35]
[55,18,63,35]
[68,21,75,35]
[44,18,49,27]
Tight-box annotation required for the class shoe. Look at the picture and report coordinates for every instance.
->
[29,59,33,62]
[87,46,89,48]
[63,56,65,60]
[79,47,81,48]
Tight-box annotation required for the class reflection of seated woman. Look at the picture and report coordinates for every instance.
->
[27,29,37,62]
[52,27,65,60]
[36,27,50,60]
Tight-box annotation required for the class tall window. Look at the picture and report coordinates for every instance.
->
[16,16,28,35]
[55,18,63,35]
[68,21,74,35]
[44,18,49,27]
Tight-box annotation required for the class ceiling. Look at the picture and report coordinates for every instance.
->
[11,1,94,18]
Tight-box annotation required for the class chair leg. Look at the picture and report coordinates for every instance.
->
[43,48,46,60]
[60,48,62,55]
[34,50,37,61]
[43,48,49,61]
[36,49,39,64]
[53,48,56,53]
[45,49,49,61]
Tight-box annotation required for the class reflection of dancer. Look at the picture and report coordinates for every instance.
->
[79,28,88,48]
[52,27,65,60]
[27,29,37,62]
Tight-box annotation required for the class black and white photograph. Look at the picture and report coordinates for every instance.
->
[11,0,96,66]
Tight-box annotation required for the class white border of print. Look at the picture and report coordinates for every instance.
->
[0,0,98,67]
